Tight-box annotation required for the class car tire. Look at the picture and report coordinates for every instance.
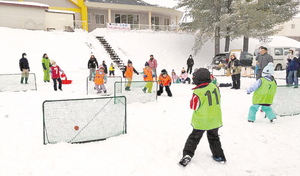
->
[275,64,282,71]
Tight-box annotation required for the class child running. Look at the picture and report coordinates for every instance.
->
[142,62,154,93]
[247,62,277,123]
[93,65,107,94]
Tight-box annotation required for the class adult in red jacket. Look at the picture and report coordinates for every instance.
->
[148,54,158,79]
[157,69,172,97]
[122,60,139,91]
[50,60,64,91]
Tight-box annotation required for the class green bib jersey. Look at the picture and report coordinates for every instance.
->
[252,77,277,105]
[191,83,222,130]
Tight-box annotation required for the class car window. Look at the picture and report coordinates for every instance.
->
[274,48,283,56]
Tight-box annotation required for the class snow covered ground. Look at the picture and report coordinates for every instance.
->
[0,27,300,176]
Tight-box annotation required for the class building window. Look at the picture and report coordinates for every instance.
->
[88,13,91,24]
[291,24,295,29]
[151,16,159,25]
[133,15,139,24]
[121,14,127,23]
[115,14,120,23]
[95,14,104,25]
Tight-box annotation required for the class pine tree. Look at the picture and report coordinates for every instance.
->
[178,0,227,55]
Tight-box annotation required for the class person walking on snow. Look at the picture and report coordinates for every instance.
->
[142,62,155,93]
[19,53,30,84]
[157,69,172,97]
[148,54,158,80]
[93,65,107,94]
[50,60,64,91]
[123,60,139,91]
[179,68,226,167]
[187,55,194,74]
[42,53,51,82]
[88,54,98,81]
[247,62,277,123]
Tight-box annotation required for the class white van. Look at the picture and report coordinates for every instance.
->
[254,46,299,70]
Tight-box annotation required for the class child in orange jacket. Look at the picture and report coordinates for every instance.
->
[142,62,155,93]
[157,69,172,97]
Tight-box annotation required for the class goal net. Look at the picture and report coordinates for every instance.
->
[114,81,157,104]
[0,73,37,92]
[272,85,300,116]
[43,96,127,144]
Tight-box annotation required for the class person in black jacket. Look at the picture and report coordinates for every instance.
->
[187,55,194,74]
[228,53,242,89]
[102,60,108,74]
[87,54,98,81]
[19,53,30,84]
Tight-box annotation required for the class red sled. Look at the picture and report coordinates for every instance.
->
[61,73,73,84]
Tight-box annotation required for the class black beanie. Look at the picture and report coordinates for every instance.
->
[192,68,211,85]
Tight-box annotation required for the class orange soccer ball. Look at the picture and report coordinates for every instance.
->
[74,126,79,130]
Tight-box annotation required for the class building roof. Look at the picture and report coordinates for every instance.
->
[0,0,49,9]
[87,0,156,7]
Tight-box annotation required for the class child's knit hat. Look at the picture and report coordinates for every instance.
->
[262,62,274,77]
[192,68,211,85]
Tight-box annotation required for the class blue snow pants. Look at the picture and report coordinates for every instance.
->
[248,105,276,122]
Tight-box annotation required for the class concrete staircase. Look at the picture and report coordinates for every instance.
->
[96,36,126,71]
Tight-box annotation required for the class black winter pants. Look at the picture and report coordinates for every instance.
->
[231,74,240,89]
[157,85,172,97]
[53,78,62,91]
[187,66,193,74]
[183,128,226,161]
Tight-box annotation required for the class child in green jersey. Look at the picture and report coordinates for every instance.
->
[247,62,277,123]
[179,68,226,167]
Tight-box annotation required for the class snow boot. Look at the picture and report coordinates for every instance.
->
[25,78,28,84]
[212,156,226,163]
[179,155,191,167]
[21,77,24,84]
[142,87,146,93]
[125,86,131,91]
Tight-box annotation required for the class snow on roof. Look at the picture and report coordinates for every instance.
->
[0,0,49,8]
[258,36,300,48]
[142,0,178,9]
[47,9,75,14]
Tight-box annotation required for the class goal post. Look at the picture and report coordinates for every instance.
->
[272,85,300,116]
[114,81,158,104]
[0,73,37,92]
[42,96,127,144]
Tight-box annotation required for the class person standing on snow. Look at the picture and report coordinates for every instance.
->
[50,60,64,91]
[148,54,158,80]
[179,68,226,167]
[88,54,98,81]
[228,53,242,89]
[247,62,277,123]
[123,60,139,91]
[287,49,300,88]
[19,53,30,84]
[142,62,154,93]
[42,53,51,82]
[157,69,172,97]
[187,55,194,74]
[109,63,115,77]
[102,60,108,74]
[256,46,273,79]
[93,65,107,94]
